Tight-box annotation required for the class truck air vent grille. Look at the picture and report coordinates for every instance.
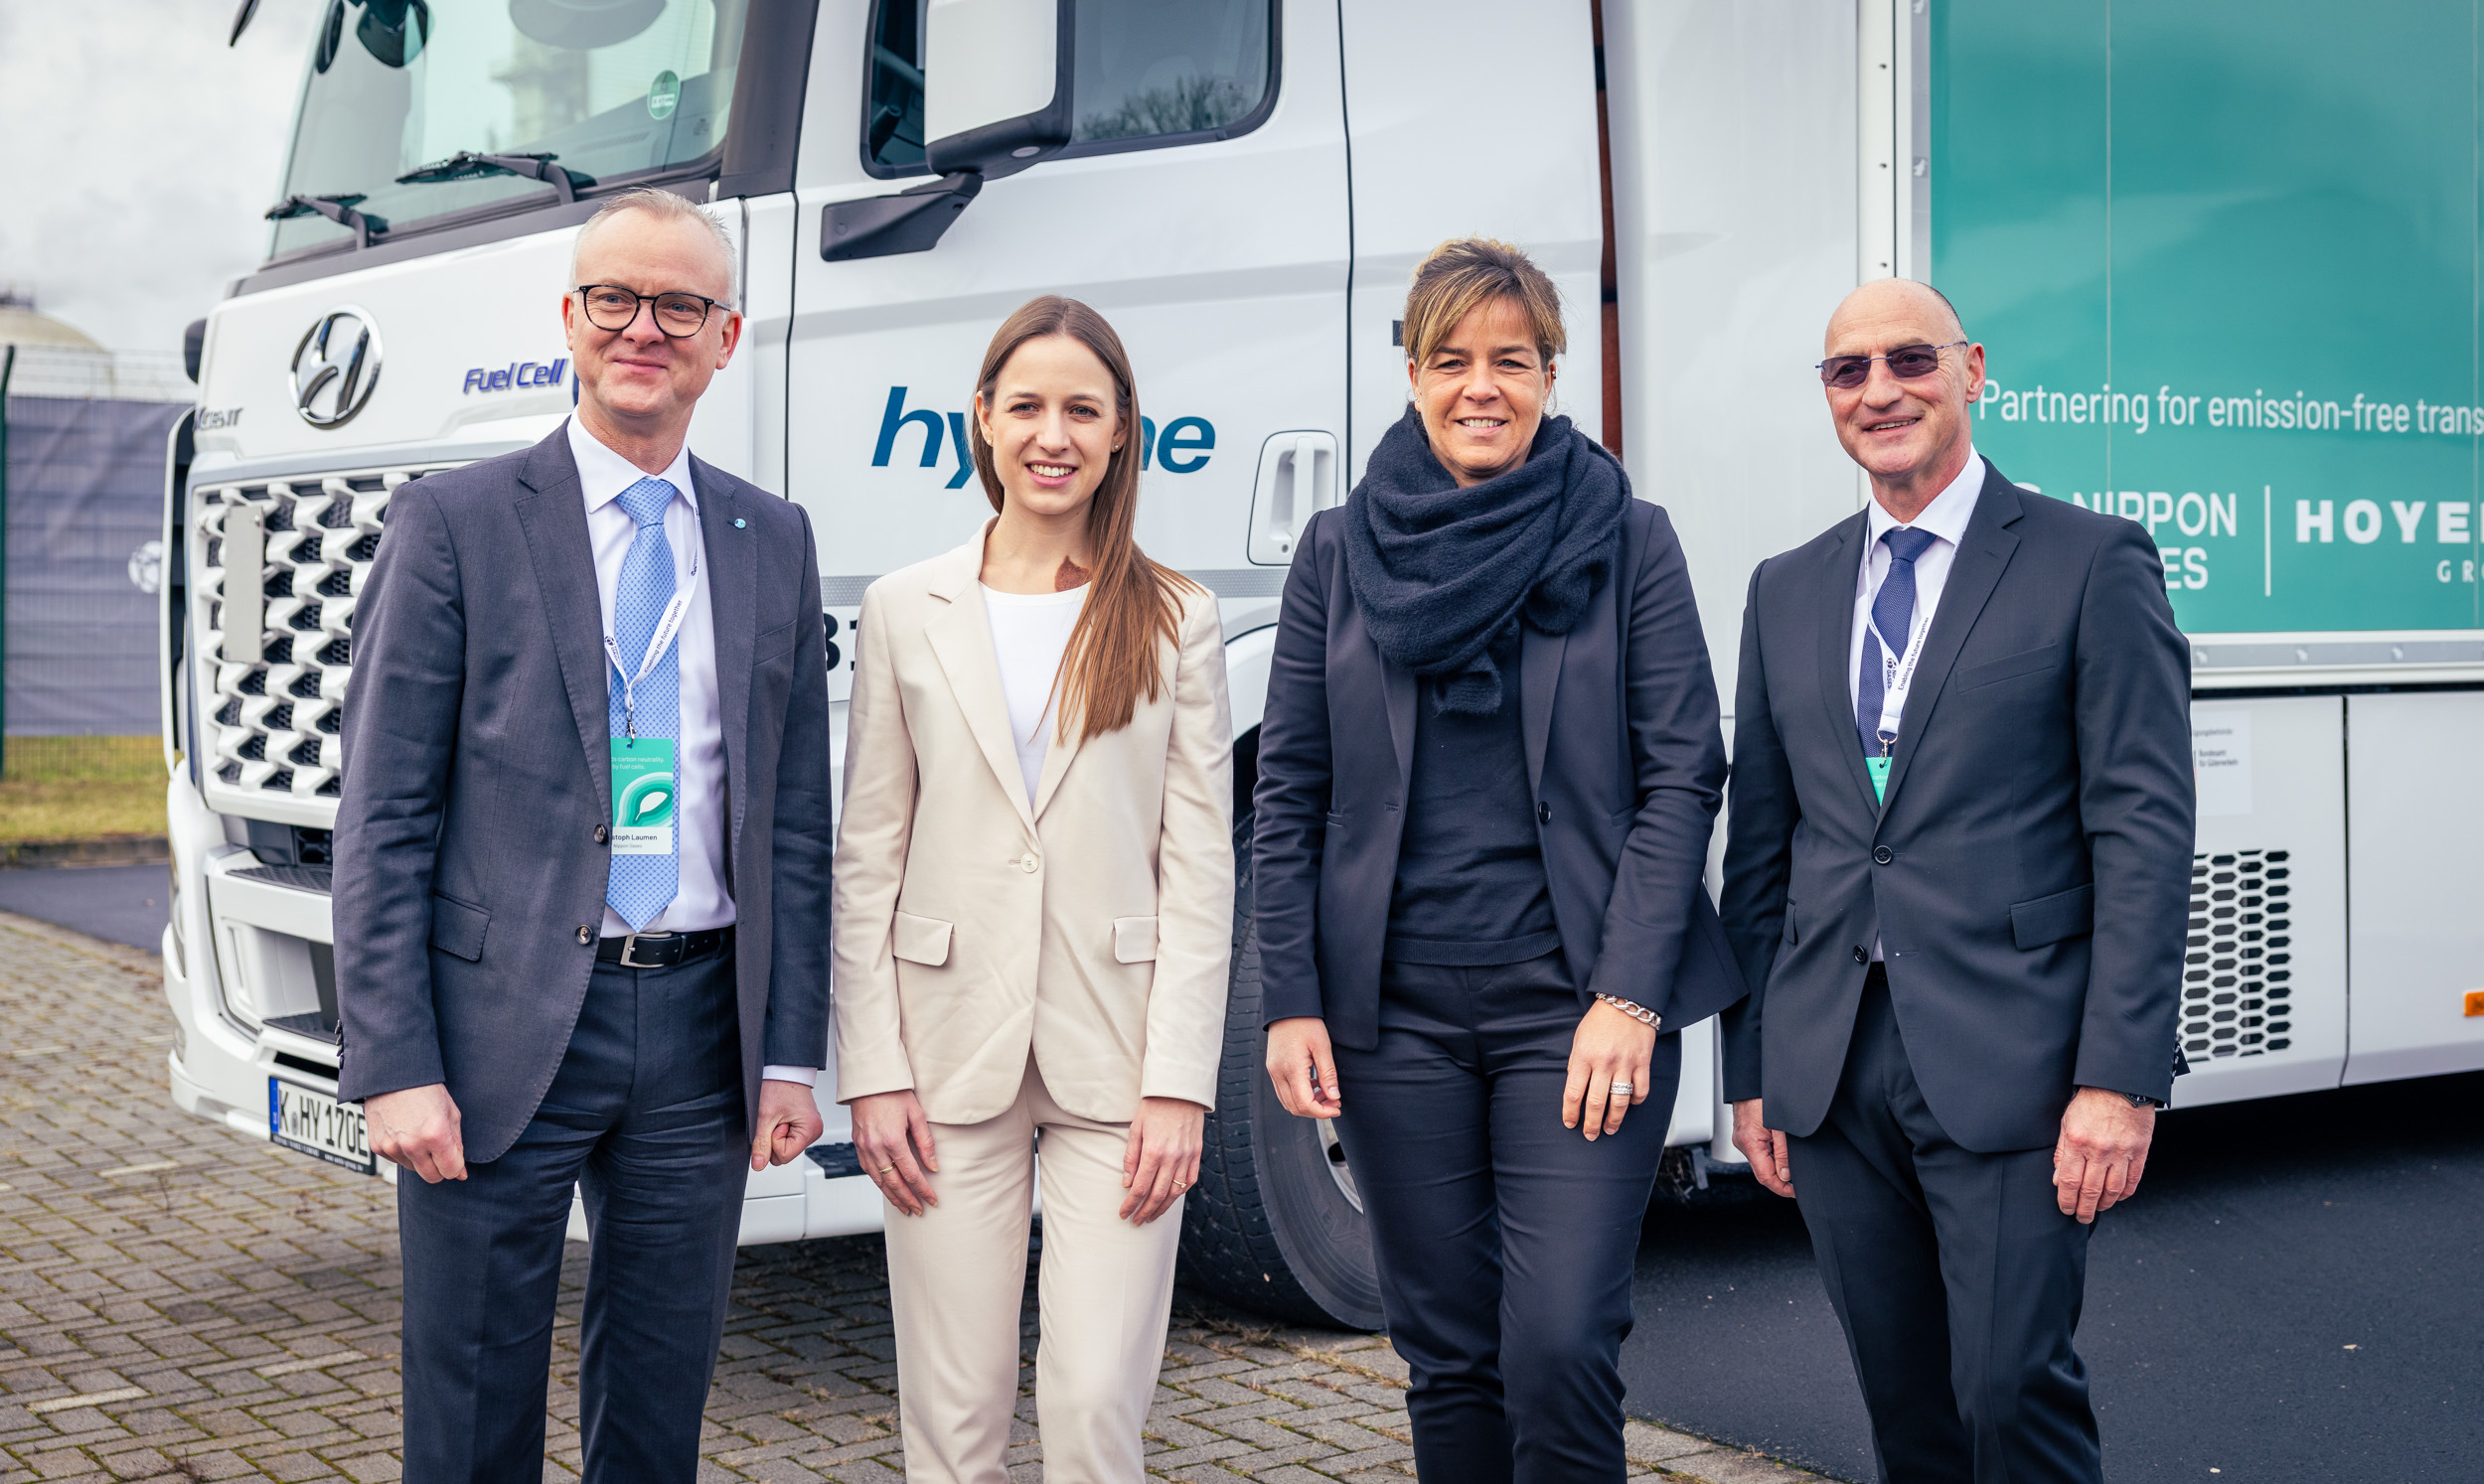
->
[194,463,463,802]
[2183,849,2294,1060]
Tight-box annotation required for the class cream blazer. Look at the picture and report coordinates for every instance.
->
[831,527,1234,1126]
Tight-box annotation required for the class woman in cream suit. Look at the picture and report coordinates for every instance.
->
[833,295,1234,1484]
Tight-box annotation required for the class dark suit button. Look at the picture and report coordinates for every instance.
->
[594,824,610,844]
[1873,845,1894,865]
[1853,945,1869,964]
[1537,802,1552,824]
[576,926,593,946]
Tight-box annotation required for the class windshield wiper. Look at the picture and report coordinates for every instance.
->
[395,151,594,206]
[265,193,388,249]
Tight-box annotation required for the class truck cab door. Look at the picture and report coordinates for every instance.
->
[786,0,1350,687]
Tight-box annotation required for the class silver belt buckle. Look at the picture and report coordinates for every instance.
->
[618,931,677,968]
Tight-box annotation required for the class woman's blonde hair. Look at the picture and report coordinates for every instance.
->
[967,296,1200,743]
[1400,236,1567,370]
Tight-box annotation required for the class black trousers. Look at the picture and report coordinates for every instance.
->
[1331,952,1679,1484]
[1790,969,2100,1484]
[396,947,748,1483]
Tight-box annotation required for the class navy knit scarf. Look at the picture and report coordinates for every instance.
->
[1341,406,1629,713]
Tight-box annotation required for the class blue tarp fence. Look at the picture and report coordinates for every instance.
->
[3,393,185,738]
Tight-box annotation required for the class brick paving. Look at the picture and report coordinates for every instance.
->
[0,909,1822,1483]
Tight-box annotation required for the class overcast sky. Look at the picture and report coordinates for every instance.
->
[0,0,327,357]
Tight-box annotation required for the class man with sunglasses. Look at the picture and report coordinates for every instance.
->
[333,187,834,1480]
[1718,278,2192,1483]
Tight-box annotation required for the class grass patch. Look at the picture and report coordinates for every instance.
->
[0,736,167,842]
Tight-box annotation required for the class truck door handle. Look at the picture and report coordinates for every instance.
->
[1249,431,1338,566]
[1270,435,1320,555]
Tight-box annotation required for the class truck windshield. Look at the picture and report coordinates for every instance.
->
[270,0,751,258]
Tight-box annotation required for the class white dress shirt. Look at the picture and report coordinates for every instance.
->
[569,418,816,1085]
[1847,447,1983,963]
[981,583,1087,806]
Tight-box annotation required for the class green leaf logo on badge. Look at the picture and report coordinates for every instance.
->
[618,773,676,827]
[648,70,681,120]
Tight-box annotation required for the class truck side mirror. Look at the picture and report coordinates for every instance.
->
[821,0,1074,262]
[924,0,1075,181]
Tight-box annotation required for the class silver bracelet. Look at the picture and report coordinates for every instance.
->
[1595,992,1661,1030]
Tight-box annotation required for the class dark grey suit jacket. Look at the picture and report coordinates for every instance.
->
[332,426,834,1163]
[1719,461,2193,1153]
[1253,499,1746,1051]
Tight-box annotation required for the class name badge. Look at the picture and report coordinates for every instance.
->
[1866,754,1892,804]
[611,737,677,855]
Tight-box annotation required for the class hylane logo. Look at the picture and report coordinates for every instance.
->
[872,386,1214,490]
[290,307,383,428]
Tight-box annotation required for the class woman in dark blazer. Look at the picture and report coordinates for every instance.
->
[1252,237,1743,1484]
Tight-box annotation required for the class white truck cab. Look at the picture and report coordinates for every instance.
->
[163,0,2484,1330]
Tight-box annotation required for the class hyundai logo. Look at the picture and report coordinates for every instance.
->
[290,307,383,428]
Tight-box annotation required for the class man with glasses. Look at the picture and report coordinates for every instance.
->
[1718,278,2192,1483]
[333,187,834,1480]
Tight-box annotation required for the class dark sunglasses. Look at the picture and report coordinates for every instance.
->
[1816,341,1966,389]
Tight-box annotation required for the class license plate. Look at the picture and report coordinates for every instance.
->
[268,1077,376,1175]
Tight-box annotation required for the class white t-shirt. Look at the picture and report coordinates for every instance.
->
[981,583,1089,807]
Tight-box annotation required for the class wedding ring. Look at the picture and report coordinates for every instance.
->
[875,1164,896,1174]
[1609,1082,1634,1097]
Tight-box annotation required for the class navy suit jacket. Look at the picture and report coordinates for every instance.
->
[332,426,834,1162]
[1253,499,1746,1051]
[1719,461,2194,1152]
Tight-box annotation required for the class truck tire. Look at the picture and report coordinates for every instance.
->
[1176,814,1385,1330]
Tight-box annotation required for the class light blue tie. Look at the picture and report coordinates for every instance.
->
[1857,526,1939,757]
[606,477,682,930]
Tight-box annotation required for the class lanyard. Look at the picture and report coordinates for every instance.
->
[602,510,701,740]
[1864,562,1935,756]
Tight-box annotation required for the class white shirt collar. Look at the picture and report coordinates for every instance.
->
[566,415,698,514]
[1865,446,1983,548]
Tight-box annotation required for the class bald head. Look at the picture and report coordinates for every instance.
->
[1818,278,1985,519]
[1825,278,1964,353]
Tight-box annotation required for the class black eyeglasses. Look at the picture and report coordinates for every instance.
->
[1816,341,1966,389]
[573,284,726,338]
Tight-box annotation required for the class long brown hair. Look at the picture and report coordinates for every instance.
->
[967,296,1199,743]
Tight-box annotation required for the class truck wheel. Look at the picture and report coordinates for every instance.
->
[1177,815,1385,1330]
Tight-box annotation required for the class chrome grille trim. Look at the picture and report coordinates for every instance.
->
[195,463,464,801]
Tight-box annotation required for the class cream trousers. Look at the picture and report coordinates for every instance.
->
[884,1057,1183,1483]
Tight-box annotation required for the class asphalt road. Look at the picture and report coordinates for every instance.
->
[1622,1068,2484,1483]
[0,862,169,951]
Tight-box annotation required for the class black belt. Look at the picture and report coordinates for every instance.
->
[596,926,732,968]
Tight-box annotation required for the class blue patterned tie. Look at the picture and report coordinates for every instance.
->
[1857,526,1939,756]
[606,477,682,930]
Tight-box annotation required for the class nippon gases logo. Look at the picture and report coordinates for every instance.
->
[871,386,1214,490]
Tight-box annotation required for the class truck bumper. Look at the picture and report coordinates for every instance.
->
[162,775,879,1242]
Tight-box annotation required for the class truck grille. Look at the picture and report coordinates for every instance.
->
[195,464,461,800]
[2182,849,2294,1058]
